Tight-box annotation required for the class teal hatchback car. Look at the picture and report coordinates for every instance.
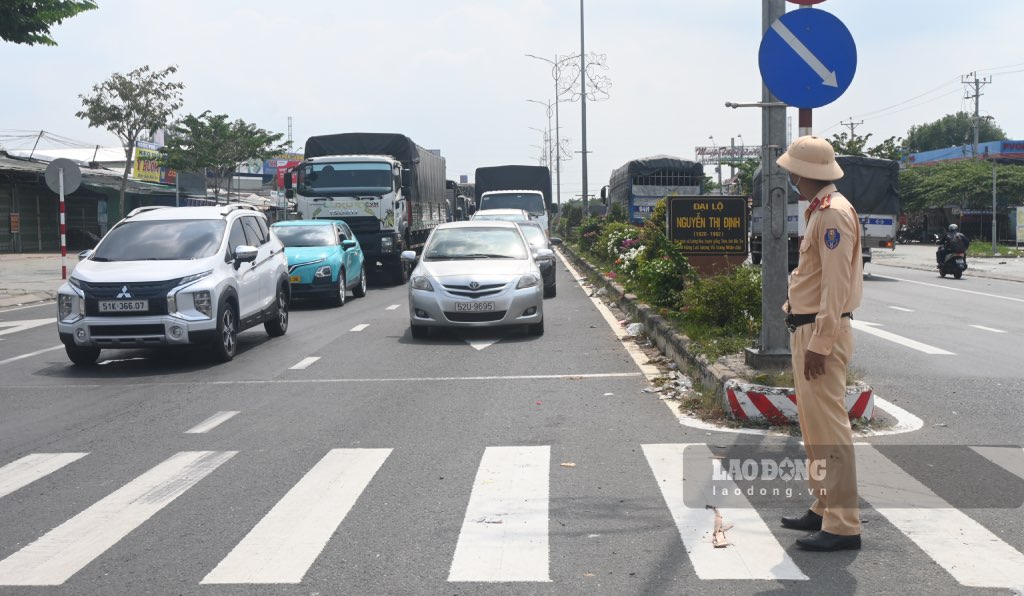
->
[271,220,367,307]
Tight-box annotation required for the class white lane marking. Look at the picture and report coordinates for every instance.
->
[864,395,925,435]
[851,320,955,355]
[289,356,320,370]
[888,306,915,312]
[350,324,370,332]
[970,446,1024,481]
[0,453,88,500]
[969,324,1006,334]
[557,249,660,380]
[386,304,400,310]
[202,448,391,584]
[184,411,240,434]
[0,319,53,337]
[0,345,64,366]
[449,446,550,582]
[872,273,1024,303]
[858,444,1024,589]
[0,301,56,314]
[466,338,500,351]
[642,444,806,580]
[0,451,235,586]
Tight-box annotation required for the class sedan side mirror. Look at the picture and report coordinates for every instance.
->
[341,239,357,249]
[548,237,563,246]
[234,245,258,269]
[535,248,554,260]
[400,250,418,262]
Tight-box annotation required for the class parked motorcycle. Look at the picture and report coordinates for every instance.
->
[937,249,967,279]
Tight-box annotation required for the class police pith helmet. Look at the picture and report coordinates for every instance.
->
[776,135,844,181]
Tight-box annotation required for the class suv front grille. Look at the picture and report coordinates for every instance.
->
[80,279,180,316]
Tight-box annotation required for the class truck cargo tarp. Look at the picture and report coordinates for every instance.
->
[304,133,421,163]
[609,155,703,197]
[752,155,900,213]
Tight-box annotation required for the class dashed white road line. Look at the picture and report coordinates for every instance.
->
[888,306,914,312]
[0,345,63,366]
[290,356,320,370]
[872,273,1024,303]
[852,320,955,355]
[386,304,401,311]
[969,324,1006,334]
[350,324,370,332]
[184,411,240,434]
[0,319,53,337]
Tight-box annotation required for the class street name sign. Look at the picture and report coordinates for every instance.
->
[667,196,748,255]
[758,8,856,109]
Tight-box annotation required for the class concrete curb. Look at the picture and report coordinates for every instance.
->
[559,243,874,424]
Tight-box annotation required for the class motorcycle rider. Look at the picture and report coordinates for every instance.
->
[936,224,970,266]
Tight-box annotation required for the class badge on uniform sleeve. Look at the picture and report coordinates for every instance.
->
[824,228,841,249]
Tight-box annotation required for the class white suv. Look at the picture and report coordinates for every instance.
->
[56,204,291,365]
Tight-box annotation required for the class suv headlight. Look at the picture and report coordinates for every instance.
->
[193,291,213,318]
[315,265,333,278]
[410,275,433,291]
[179,270,213,286]
[58,294,75,320]
[516,273,540,289]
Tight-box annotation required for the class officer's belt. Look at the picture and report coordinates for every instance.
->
[786,312,852,333]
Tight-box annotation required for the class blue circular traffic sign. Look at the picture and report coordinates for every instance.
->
[758,8,857,109]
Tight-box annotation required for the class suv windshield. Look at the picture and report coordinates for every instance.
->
[479,192,545,216]
[274,225,336,247]
[423,228,528,261]
[91,220,226,261]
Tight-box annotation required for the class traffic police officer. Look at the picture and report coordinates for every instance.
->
[777,136,864,551]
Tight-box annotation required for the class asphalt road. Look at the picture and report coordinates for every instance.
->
[0,257,1021,595]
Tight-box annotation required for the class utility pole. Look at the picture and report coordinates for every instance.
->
[963,71,992,158]
[840,117,863,139]
[579,0,589,216]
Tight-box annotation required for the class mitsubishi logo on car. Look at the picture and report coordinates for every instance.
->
[468,281,480,290]
[116,286,132,299]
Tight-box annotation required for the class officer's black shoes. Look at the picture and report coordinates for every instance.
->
[795,530,862,551]
[781,509,823,531]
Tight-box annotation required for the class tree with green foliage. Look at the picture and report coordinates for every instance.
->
[866,135,905,161]
[735,159,759,196]
[164,111,287,202]
[76,65,184,220]
[0,0,97,46]
[905,112,1006,153]
[900,160,1024,213]
[828,131,905,161]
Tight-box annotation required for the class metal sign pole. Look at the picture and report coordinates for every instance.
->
[59,168,67,280]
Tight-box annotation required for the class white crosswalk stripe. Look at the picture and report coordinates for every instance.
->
[0,444,1019,589]
[0,451,235,586]
[0,453,88,500]
[448,446,550,582]
[642,444,807,581]
[202,448,391,584]
[858,444,1024,589]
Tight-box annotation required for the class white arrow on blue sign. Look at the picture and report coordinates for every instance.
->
[758,8,857,109]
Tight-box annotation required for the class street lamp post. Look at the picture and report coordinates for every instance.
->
[526,54,575,209]
[579,0,589,214]
[527,99,554,174]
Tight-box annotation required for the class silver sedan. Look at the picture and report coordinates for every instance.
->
[402,221,550,339]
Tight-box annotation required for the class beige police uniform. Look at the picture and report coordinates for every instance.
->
[786,183,863,536]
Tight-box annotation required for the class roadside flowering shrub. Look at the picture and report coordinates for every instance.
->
[577,217,605,254]
[598,222,641,262]
[677,265,762,334]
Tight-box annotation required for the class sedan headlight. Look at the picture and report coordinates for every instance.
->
[314,265,333,278]
[516,273,541,289]
[410,275,434,291]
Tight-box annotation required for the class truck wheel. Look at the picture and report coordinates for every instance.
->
[65,345,100,366]
[353,265,367,298]
[751,253,762,265]
[543,284,556,298]
[211,301,238,362]
[391,260,409,285]
[330,269,346,307]
[265,282,290,336]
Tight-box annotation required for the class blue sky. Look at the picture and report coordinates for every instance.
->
[2,0,1022,199]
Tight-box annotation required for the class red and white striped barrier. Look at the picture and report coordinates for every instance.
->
[724,379,874,424]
